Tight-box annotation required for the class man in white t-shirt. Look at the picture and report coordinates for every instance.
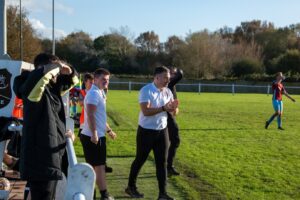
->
[80,68,116,200]
[126,66,178,200]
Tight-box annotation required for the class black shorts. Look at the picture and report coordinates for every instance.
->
[80,134,106,166]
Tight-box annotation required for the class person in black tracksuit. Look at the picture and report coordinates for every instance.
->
[126,66,178,200]
[167,68,183,176]
[13,53,78,200]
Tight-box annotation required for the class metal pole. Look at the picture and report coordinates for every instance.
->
[0,0,7,56]
[66,138,77,168]
[19,0,23,60]
[129,81,131,93]
[232,84,235,95]
[52,0,55,55]
[198,83,201,95]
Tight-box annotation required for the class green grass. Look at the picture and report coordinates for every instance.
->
[74,91,300,200]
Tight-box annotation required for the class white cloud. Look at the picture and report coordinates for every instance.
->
[7,0,73,39]
[7,0,73,15]
[30,18,66,39]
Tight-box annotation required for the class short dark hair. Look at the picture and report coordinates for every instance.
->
[154,66,169,76]
[170,66,177,73]
[83,73,94,82]
[94,68,110,78]
[33,53,59,68]
[276,72,283,77]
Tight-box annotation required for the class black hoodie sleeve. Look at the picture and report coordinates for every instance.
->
[13,71,30,99]
[56,67,79,96]
[16,63,61,102]
[168,69,183,89]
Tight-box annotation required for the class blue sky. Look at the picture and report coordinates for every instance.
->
[8,0,300,42]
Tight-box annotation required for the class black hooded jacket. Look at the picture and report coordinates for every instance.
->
[13,63,78,181]
[168,69,183,99]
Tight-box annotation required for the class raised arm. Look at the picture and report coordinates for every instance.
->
[283,90,296,102]
[20,63,61,102]
[168,69,183,88]
[56,63,79,96]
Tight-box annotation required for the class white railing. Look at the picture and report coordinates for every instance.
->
[108,81,300,95]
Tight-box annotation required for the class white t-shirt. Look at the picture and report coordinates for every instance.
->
[138,82,174,130]
[81,84,107,137]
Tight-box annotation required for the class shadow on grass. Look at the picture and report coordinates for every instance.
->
[108,155,136,158]
[111,128,251,132]
[175,164,227,200]
[94,197,132,200]
[107,174,156,181]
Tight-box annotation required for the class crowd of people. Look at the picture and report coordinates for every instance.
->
[2,51,295,200]
[5,52,183,200]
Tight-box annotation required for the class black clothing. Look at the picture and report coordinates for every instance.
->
[80,134,107,166]
[13,64,78,181]
[167,69,183,99]
[167,112,180,169]
[128,126,169,194]
[29,180,58,200]
[166,69,182,168]
[0,116,22,142]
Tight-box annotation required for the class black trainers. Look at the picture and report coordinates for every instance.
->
[100,193,114,200]
[105,165,113,173]
[168,167,180,176]
[278,127,284,130]
[125,186,144,198]
[158,193,174,200]
[265,121,269,129]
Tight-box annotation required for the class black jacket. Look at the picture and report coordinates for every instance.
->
[13,64,78,181]
[168,69,183,99]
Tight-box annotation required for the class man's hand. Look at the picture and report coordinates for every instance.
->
[65,129,75,142]
[171,99,179,108]
[107,130,117,140]
[91,134,99,144]
[163,99,179,113]
[59,62,72,75]
[163,102,175,112]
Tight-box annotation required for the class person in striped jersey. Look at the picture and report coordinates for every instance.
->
[265,72,296,130]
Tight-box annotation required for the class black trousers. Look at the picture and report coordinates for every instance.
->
[167,112,180,169]
[29,180,58,200]
[128,126,169,194]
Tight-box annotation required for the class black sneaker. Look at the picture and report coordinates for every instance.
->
[100,193,114,200]
[125,186,144,198]
[168,167,180,176]
[265,121,269,129]
[105,165,113,173]
[157,193,174,200]
[278,127,284,130]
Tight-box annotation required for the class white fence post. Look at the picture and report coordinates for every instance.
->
[267,85,270,96]
[232,84,235,95]
[198,83,201,94]
[129,81,132,93]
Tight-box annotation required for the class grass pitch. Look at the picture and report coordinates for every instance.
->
[74,91,300,200]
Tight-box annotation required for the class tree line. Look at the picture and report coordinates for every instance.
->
[7,5,300,80]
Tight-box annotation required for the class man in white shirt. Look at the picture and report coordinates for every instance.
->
[80,68,116,200]
[126,66,178,200]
